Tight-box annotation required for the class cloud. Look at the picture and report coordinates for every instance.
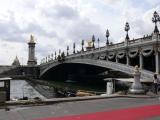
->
[0,0,160,65]
[101,0,121,5]
[146,0,160,7]
[127,5,160,38]
[46,5,79,19]
[67,18,104,43]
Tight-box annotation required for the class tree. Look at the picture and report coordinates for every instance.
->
[61,52,65,62]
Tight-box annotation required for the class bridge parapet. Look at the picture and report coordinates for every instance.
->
[66,34,158,58]
[57,35,158,62]
[40,33,159,66]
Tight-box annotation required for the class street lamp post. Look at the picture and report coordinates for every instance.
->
[97,38,100,49]
[125,22,130,40]
[152,11,160,33]
[59,49,61,55]
[106,29,110,46]
[81,40,84,52]
[92,35,95,48]
[48,55,50,61]
[55,51,57,60]
[51,53,53,60]
[73,43,75,54]
[43,58,44,63]
[67,46,69,56]
[46,57,47,63]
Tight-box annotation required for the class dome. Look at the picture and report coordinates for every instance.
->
[12,56,20,66]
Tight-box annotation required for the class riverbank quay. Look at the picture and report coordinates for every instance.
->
[0,93,158,108]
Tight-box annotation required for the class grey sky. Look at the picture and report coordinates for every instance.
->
[0,0,159,65]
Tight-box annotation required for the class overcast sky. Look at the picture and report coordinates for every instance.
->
[0,0,159,65]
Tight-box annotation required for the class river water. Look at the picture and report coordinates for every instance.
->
[10,80,45,100]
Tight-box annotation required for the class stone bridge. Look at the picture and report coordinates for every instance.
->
[0,66,16,74]
[39,33,160,82]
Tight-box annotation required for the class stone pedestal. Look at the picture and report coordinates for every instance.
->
[107,81,113,95]
[129,66,144,94]
[27,35,37,66]
[152,33,159,41]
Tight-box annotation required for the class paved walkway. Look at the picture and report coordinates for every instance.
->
[36,104,160,120]
[0,97,160,120]
[5,94,157,106]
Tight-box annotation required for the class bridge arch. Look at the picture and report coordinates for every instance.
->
[40,58,155,82]
[40,59,134,78]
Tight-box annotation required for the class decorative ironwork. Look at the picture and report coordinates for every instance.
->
[81,40,84,52]
[152,11,160,33]
[67,46,69,56]
[106,29,110,45]
[125,22,130,40]
[61,52,65,62]
[108,52,116,59]
[117,52,125,59]
[142,48,153,57]
[128,50,138,58]
[51,53,53,60]
[92,35,95,48]
[46,57,47,62]
[59,49,61,55]
[73,43,75,54]
[55,51,57,60]
[48,55,50,61]
[57,55,61,62]
[97,38,100,48]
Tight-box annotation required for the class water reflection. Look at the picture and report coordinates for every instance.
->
[10,80,45,100]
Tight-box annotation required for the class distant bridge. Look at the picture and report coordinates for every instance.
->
[0,66,16,74]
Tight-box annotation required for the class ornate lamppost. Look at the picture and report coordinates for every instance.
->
[59,49,61,55]
[48,55,50,61]
[106,29,109,46]
[92,35,95,48]
[125,22,130,40]
[46,56,47,63]
[73,43,75,54]
[67,46,69,56]
[51,53,53,60]
[152,11,160,33]
[55,51,57,60]
[40,59,42,64]
[81,40,84,52]
[43,58,45,63]
[97,38,100,49]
